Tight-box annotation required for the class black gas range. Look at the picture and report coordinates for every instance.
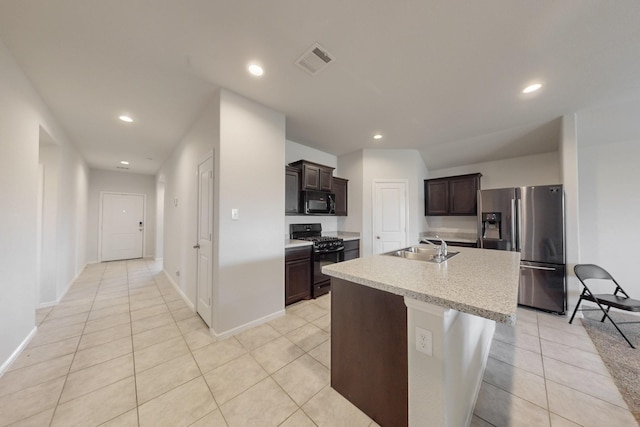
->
[290,223,344,297]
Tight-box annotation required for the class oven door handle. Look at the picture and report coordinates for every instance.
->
[315,246,344,254]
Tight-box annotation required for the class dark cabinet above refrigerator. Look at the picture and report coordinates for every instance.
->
[424,173,482,216]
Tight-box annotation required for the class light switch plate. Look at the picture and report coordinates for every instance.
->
[231,208,239,220]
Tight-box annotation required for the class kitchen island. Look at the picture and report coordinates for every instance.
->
[322,246,520,427]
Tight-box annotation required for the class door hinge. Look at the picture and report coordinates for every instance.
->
[208,297,211,305]
[209,171,213,178]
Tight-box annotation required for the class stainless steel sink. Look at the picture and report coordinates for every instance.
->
[383,247,459,263]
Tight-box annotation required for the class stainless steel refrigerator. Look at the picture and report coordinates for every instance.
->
[478,185,566,314]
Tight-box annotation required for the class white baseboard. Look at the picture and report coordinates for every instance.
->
[154,257,163,262]
[0,326,38,377]
[162,270,195,312]
[159,270,285,341]
[212,309,286,340]
[36,263,87,309]
[37,300,58,309]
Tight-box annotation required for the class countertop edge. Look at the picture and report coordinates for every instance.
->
[324,268,516,325]
[285,239,313,249]
[322,247,520,325]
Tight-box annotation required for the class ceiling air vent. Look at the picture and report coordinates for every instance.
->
[296,43,335,76]
[116,166,130,170]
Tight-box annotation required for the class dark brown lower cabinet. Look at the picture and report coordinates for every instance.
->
[285,246,312,305]
[343,239,359,261]
[331,277,408,427]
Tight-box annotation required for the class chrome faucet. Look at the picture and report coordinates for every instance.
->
[437,235,447,257]
[419,235,447,260]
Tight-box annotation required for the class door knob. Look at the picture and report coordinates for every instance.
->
[193,244,200,249]
[376,236,380,239]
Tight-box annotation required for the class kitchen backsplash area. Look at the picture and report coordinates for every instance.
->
[285,215,339,239]
[420,229,478,243]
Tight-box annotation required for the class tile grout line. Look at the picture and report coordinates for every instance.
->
[47,264,107,427]
[135,258,226,427]
[537,313,554,427]
[193,298,331,426]
[257,300,331,426]
[127,260,142,427]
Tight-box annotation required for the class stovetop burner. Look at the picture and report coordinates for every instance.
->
[290,223,344,253]
[299,236,341,242]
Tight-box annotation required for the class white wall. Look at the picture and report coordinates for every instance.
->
[286,140,338,170]
[216,89,286,334]
[0,39,88,369]
[86,169,156,263]
[337,150,364,235]
[359,149,429,256]
[159,97,218,307]
[560,114,581,309]
[159,89,286,337]
[285,140,339,234]
[576,124,640,299]
[38,141,60,304]
[425,152,561,232]
[155,180,165,261]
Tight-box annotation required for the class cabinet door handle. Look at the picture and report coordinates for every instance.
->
[193,244,200,249]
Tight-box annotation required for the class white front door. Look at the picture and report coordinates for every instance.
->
[101,193,145,261]
[372,180,408,254]
[196,155,214,327]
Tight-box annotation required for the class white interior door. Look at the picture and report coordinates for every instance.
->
[373,181,408,254]
[196,155,214,327]
[101,193,144,261]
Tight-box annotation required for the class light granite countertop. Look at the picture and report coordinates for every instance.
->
[324,232,360,241]
[322,245,520,325]
[285,239,313,249]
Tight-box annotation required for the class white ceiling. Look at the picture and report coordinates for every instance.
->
[1,1,640,174]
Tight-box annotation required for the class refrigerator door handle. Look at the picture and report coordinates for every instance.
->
[520,265,556,271]
[477,189,483,249]
[517,198,522,252]
[510,198,516,250]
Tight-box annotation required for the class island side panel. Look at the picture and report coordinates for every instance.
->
[331,277,408,427]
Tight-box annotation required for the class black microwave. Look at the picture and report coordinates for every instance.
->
[301,190,335,215]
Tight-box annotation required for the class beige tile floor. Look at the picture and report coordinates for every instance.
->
[0,259,636,427]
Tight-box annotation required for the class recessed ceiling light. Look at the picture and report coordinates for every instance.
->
[522,83,542,94]
[373,134,383,140]
[120,161,129,165]
[119,115,133,123]
[248,64,264,76]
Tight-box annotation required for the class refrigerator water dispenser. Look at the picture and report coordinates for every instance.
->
[481,212,501,240]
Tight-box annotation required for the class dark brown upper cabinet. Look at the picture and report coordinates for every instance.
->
[332,177,348,216]
[289,160,334,191]
[285,166,300,214]
[424,173,481,216]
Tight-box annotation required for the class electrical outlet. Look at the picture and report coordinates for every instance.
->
[416,327,433,356]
